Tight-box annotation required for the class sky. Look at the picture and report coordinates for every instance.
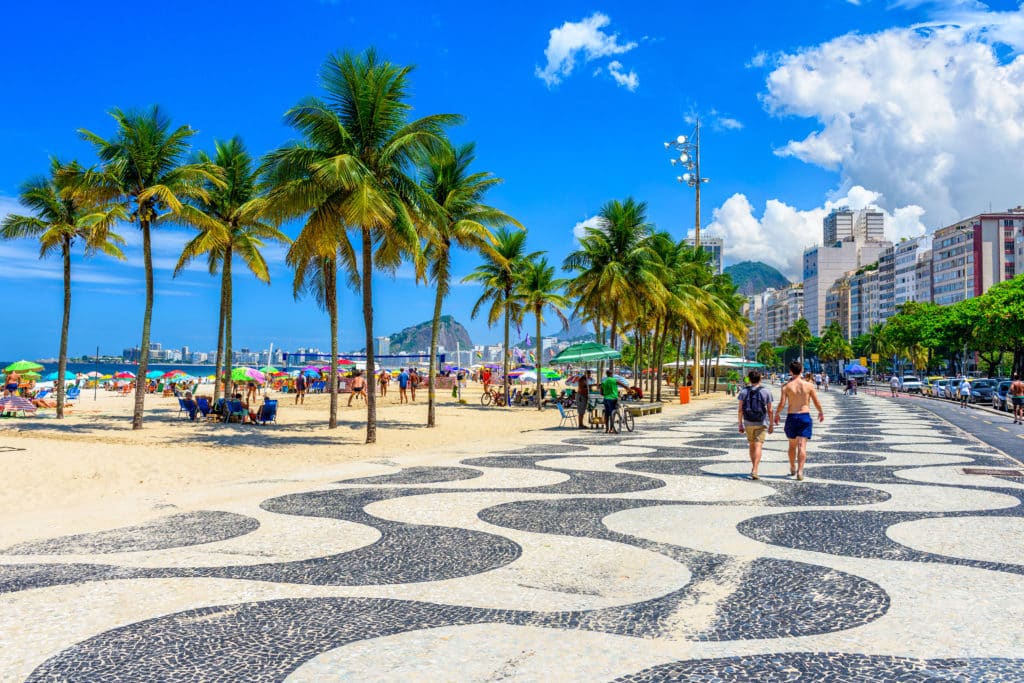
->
[3,0,1024,359]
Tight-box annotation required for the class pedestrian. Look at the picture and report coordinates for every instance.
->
[482,367,491,396]
[822,374,829,392]
[737,370,773,480]
[576,370,591,429]
[958,376,971,408]
[398,368,410,404]
[347,370,366,406]
[890,374,899,397]
[409,368,419,402]
[774,360,825,481]
[378,369,389,398]
[600,369,627,433]
[1010,373,1024,424]
[294,372,306,405]
[814,372,822,391]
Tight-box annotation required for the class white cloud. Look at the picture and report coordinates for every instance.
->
[536,12,638,88]
[572,215,602,241]
[761,9,1024,224]
[716,116,744,130]
[703,186,926,280]
[607,61,639,91]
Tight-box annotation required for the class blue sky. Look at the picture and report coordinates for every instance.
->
[3,0,1024,359]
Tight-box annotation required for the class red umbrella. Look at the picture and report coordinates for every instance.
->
[114,371,136,379]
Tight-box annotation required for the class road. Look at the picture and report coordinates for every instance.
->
[898,393,1024,465]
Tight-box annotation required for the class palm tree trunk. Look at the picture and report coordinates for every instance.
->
[56,239,71,419]
[674,327,683,392]
[223,246,233,403]
[327,257,338,429]
[213,263,227,403]
[132,220,154,430]
[609,304,619,373]
[503,287,511,408]
[535,308,543,411]
[693,331,701,397]
[426,261,445,428]
[361,227,377,444]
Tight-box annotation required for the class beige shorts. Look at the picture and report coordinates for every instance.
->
[745,424,768,444]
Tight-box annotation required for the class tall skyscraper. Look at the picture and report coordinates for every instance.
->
[374,336,391,356]
[803,240,889,335]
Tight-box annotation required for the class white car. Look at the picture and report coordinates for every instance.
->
[899,376,923,393]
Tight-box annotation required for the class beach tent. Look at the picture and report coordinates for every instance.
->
[663,356,764,369]
[549,342,621,364]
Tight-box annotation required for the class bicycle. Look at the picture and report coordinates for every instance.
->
[608,399,635,433]
[479,387,507,406]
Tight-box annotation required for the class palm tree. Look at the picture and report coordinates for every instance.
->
[174,138,289,404]
[263,48,458,444]
[563,198,666,372]
[818,321,853,377]
[779,317,813,366]
[756,341,777,370]
[418,141,520,427]
[464,228,539,407]
[1,159,126,418]
[75,106,223,429]
[516,257,569,409]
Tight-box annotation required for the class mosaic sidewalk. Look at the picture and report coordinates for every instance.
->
[2,392,1023,681]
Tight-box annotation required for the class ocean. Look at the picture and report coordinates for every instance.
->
[6,361,224,377]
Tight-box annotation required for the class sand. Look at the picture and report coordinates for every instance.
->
[0,383,729,548]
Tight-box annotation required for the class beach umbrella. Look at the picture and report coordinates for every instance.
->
[44,371,76,381]
[549,342,621,364]
[145,370,164,379]
[259,366,280,374]
[4,360,43,373]
[228,367,266,383]
[844,363,869,375]
[302,369,320,378]
[162,369,186,379]
[114,371,136,379]
[85,371,102,378]
[22,371,41,380]
[0,396,36,413]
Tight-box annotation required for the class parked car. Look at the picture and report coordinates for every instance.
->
[969,379,997,404]
[899,376,923,393]
[930,379,950,398]
[922,376,944,396]
[941,379,959,400]
[992,380,1012,411]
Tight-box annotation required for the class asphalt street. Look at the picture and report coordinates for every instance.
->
[896,393,1024,465]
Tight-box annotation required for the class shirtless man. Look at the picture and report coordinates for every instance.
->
[5,370,20,397]
[347,370,367,407]
[774,360,825,481]
[1010,373,1024,425]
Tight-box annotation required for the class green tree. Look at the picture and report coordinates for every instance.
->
[818,321,853,376]
[778,317,813,366]
[1,158,126,418]
[174,138,289,404]
[76,106,223,429]
[755,341,777,369]
[976,275,1024,376]
[516,256,569,409]
[464,228,538,406]
[263,49,458,443]
[418,141,520,426]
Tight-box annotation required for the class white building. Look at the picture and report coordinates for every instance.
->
[374,336,391,356]
[823,207,885,245]
[803,240,889,335]
[932,209,1024,306]
[685,236,723,274]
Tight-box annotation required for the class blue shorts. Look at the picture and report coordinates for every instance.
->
[784,413,813,439]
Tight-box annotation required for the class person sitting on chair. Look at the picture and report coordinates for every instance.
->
[182,391,198,421]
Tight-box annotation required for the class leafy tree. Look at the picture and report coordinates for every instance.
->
[778,317,813,366]
[516,257,569,409]
[755,342,778,369]
[1,159,126,418]
[76,106,223,429]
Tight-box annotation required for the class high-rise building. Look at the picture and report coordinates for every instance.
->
[825,265,880,340]
[823,208,855,245]
[181,345,190,363]
[876,245,896,321]
[122,346,141,362]
[685,236,723,274]
[932,209,1024,305]
[915,250,933,303]
[374,336,391,356]
[803,239,889,335]
[744,283,802,353]
[892,236,932,310]
[823,207,885,245]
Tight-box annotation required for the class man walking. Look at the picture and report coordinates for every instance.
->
[398,368,410,404]
[890,374,900,397]
[737,370,773,480]
[576,370,591,429]
[958,376,971,408]
[294,372,306,405]
[774,361,825,481]
[1010,373,1024,424]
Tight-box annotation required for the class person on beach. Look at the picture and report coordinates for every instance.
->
[378,369,389,398]
[409,369,419,402]
[294,373,306,405]
[5,370,21,396]
[1010,373,1024,425]
[600,370,627,434]
[482,367,491,395]
[958,376,971,408]
[246,381,257,405]
[576,370,591,429]
[347,370,366,406]
[398,368,410,404]
[774,360,824,481]
[737,370,773,480]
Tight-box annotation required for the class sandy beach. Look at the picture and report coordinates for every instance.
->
[0,384,728,549]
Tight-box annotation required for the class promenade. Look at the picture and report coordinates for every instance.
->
[2,391,1023,681]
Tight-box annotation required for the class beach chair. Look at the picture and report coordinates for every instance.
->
[257,399,278,425]
[66,386,80,400]
[35,388,51,399]
[196,397,212,421]
[226,399,247,423]
[177,398,188,417]
[556,401,577,427]
[182,398,198,421]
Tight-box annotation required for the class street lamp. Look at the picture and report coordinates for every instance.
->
[665,118,711,395]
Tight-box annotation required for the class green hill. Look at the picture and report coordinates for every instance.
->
[724,261,791,296]
[387,315,473,354]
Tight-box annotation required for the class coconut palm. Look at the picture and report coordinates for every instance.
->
[516,257,569,410]
[1,158,126,418]
[75,106,223,429]
[464,228,539,407]
[418,141,520,427]
[262,48,458,443]
[756,341,778,369]
[779,317,813,366]
[174,137,289,403]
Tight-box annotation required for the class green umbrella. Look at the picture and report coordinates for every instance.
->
[259,366,280,374]
[549,342,622,364]
[22,371,41,380]
[4,360,44,373]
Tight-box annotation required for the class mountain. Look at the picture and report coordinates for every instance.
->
[387,315,473,354]
[554,315,594,342]
[724,261,791,296]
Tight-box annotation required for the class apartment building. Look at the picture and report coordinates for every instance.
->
[876,246,895,320]
[893,236,932,310]
[932,209,1024,305]
[685,236,724,274]
[825,266,879,340]
[823,207,886,245]
[803,239,889,335]
[745,283,803,352]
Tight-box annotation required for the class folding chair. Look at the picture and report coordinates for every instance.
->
[556,401,577,427]
[257,399,278,425]
[196,397,212,421]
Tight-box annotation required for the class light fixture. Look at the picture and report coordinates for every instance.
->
[679,152,689,163]
[663,141,671,149]
[682,173,691,182]
[676,135,687,144]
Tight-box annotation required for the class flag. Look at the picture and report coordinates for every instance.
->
[474,350,482,359]
[523,333,531,347]
[513,347,524,362]
[529,351,536,363]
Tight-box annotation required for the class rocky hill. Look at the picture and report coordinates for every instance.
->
[724,261,791,296]
[387,315,473,354]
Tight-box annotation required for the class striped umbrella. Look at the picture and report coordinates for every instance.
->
[0,396,36,413]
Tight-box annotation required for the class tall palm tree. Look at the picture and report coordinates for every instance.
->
[756,341,778,369]
[1,158,126,418]
[779,317,814,366]
[517,257,569,409]
[419,141,520,427]
[174,138,289,403]
[75,106,223,429]
[464,228,539,407]
[263,48,458,443]
[563,198,666,372]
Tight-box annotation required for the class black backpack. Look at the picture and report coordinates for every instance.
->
[743,387,767,423]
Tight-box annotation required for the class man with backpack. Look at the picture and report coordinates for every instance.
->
[737,370,773,480]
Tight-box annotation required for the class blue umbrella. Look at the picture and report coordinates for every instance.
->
[45,371,76,381]
[844,363,869,374]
